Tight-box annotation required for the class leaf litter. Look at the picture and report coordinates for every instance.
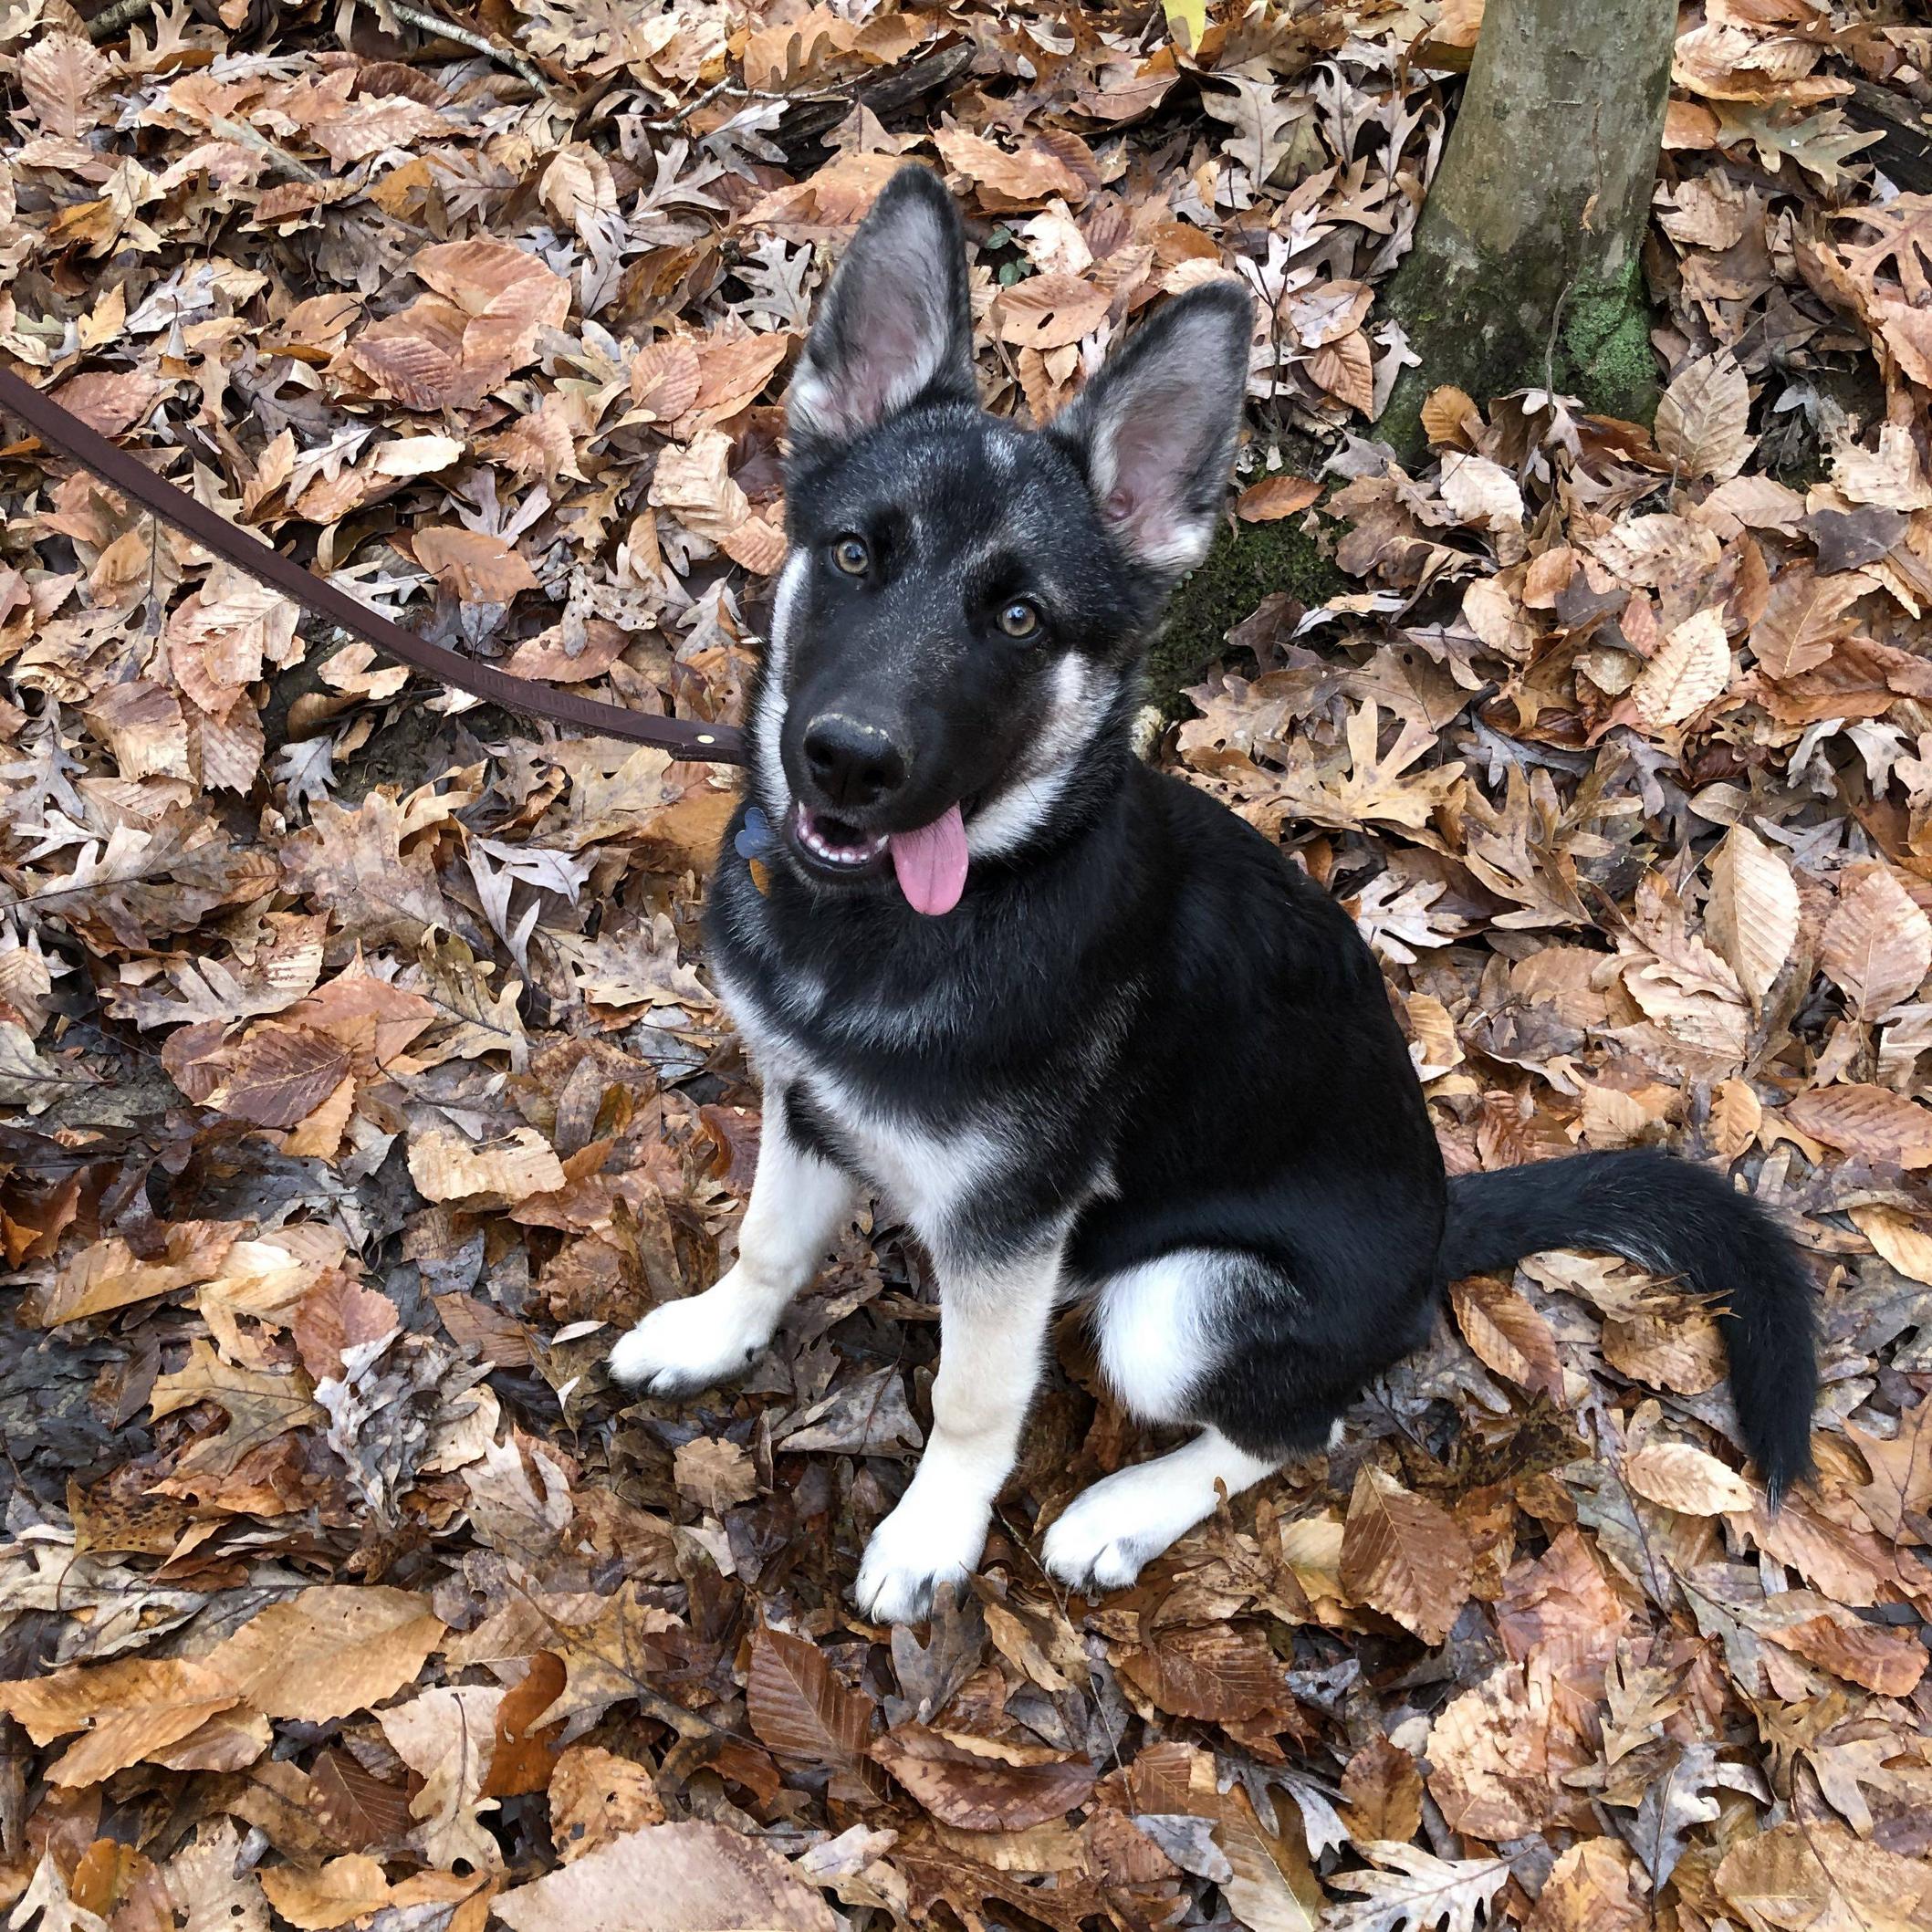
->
[0,0,1930,1928]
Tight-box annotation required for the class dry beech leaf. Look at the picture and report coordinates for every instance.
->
[1526,1837,1647,1932]
[1307,329,1374,415]
[1848,1203,1932,1286]
[21,34,110,139]
[0,1658,239,1787]
[1847,1394,1932,1541]
[206,1586,444,1724]
[1420,384,1481,448]
[1655,350,1753,480]
[629,339,703,421]
[1116,1623,1283,1722]
[208,1025,351,1130]
[1820,862,1932,1019]
[1704,823,1799,1008]
[1623,1441,1755,1515]
[1426,1661,1557,1841]
[745,1626,877,1788]
[995,275,1112,350]
[257,1858,395,1931]
[1340,1737,1424,1844]
[933,129,1091,208]
[1760,1599,1927,1696]
[1633,605,1730,726]
[495,1822,838,1932]
[1449,1272,1564,1399]
[1785,1084,1932,1168]
[870,1725,1096,1832]
[1236,475,1322,522]
[1749,563,1872,680]
[1717,1820,1932,1932]
[674,1436,760,1512]
[1339,1465,1474,1646]
[407,1126,568,1203]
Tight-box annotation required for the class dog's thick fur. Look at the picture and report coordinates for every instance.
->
[611,166,1819,1624]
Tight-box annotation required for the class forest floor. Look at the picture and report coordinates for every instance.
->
[1,2,1931,1930]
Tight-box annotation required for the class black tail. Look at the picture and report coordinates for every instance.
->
[1440,1149,1817,1503]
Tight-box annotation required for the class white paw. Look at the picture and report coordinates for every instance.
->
[608,1272,776,1396]
[852,1497,989,1624]
[1042,1469,1174,1593]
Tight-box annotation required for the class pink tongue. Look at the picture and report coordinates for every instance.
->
[891,803,968,916]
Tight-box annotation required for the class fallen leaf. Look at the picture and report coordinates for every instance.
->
[1340,1466,1474,1645]
[1624,1440,1755,1515]
[1656,350,1753,480]
[1633,606,1731,727]
[746,1626,877,1790]
[494,1823,839,1932]
[871,1727,1096,1832]
[1821,862,1932,1019]
[1705,823,1799,1008]
[1449,1272,1564,1399]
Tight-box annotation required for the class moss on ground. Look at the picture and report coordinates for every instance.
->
[1146,510,1345,710]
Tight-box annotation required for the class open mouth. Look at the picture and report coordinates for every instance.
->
[782,799,975,915]
[787,804,890,875]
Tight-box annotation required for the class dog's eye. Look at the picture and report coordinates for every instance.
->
[832,537,870,576]
[997,600,1041,640]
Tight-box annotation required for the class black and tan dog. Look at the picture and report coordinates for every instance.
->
[612,166,1817,1623]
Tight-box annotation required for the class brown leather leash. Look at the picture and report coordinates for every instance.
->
[0,365,750,766]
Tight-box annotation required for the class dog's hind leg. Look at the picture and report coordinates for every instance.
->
[1042,1248,1362,1592]
[610,1088,855,1396]
[1042,1426,1280,1591]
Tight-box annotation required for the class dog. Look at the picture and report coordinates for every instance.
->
[611,165,1818,1624]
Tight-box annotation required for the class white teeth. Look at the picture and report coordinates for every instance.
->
[797,815,886,867]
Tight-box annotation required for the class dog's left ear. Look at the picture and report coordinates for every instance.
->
[1051,281,1254,579]
[788,166,976,465]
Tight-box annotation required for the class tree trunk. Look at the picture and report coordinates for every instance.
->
[1379,0,1676,450]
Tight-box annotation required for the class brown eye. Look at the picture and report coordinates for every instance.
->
[832,537,869,576]
[997,600,1040,640]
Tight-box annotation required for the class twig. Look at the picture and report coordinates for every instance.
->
[637,73,852,135]
[213,113,324,183]
[86,0,157,43]
[638,72,741,134]
[387,1,548,94]
[1541,277,1572,403]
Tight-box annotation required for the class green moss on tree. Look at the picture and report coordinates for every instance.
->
[1561,266,1659,423]
[1380,257,1660,460]
[1146,514,1345,709]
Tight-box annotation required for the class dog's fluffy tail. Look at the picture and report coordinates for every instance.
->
[1439,1149,1817,1503]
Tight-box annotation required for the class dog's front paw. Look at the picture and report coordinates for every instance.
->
[852,1498,988,1624]
[609,1273,776,1396]
[1041,1472,1166,1593]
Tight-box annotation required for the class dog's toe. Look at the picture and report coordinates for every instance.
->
[608,1281,774,1395]
[1042,1509,1154,1593]
[851,1498,986,1624]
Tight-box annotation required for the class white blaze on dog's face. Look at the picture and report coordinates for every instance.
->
[757,164,1255,912]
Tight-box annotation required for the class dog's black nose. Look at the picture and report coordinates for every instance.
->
[801,714,909,810]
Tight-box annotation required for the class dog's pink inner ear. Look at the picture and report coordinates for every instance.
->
[787,172,975,452]
[1094,397,1204,563]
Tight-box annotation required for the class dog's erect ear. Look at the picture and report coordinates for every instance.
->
[788,166,976,463]
[1051,281,1253,579]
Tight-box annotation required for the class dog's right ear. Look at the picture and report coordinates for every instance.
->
[787,166,976,465]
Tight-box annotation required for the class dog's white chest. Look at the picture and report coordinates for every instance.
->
[714,963,1007,1250]
[810,1072,1005,1237]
